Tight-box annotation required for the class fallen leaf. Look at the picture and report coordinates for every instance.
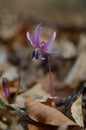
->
[28,124,57,130]
[0,67,18,82]
[36,96,59,107]
[25,97,76,127]
[71,94,84,127]
[16,84,50,107]
[58,122,68,130]
[0,121,8,130]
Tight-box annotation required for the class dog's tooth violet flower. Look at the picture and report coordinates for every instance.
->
[26,23,62,60]
[2,78,10,102]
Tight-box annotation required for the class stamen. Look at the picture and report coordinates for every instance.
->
[35,51,39,59]
[32,51,35,59]
[32,50,41,60]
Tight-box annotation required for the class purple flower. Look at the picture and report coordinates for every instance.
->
[26,23,62,60]
[2,78,10,102]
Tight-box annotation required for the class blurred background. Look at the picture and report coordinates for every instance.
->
[0,1,86,129]
[0,0,86,97]
[0,0,86,24]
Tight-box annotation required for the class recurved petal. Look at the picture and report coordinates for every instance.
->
[32,23,42,46]
[26,32,34,46]
[43,32,56,49]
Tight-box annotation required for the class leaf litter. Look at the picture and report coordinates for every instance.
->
[0,12,86,130]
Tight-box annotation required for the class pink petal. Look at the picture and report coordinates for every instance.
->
[43,32,56,49]
[26,32,34,46]
[32,23,42,46]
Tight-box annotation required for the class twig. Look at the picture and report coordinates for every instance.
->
[55,96,86,106]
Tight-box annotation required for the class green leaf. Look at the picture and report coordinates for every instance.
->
[0,99,15,111]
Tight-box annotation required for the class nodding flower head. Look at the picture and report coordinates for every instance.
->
[26,23,62,60]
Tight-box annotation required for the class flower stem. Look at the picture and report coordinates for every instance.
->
[47,55,56,107]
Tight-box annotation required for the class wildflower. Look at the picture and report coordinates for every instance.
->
[2,78,10,102]
[26,23,61,60]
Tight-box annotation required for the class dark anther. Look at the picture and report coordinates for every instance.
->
[32,51,35,59]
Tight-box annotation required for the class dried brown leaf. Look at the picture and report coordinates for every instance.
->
[28,124,57,130]
[71,94,84,127]
[36,96,58,107]
[25,97,76,127]
[16,84,50,107]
